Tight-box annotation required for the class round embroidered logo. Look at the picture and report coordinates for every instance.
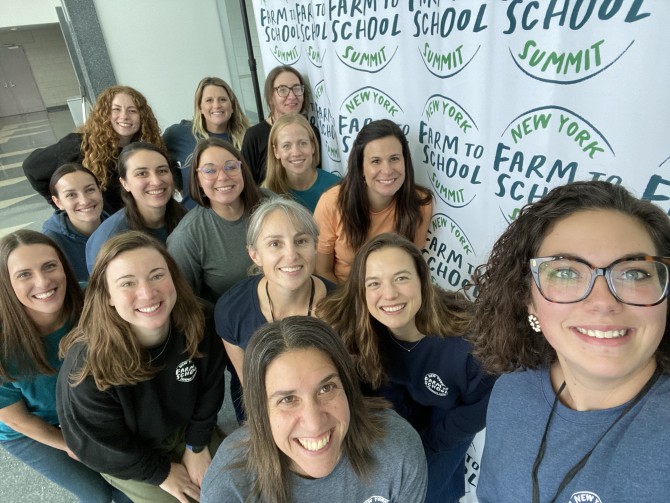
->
[364,497,390,503]
[570,492,602,503]
[424,373,449,396]
[175,360,197,382]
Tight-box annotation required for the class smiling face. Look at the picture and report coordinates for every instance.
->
[271,71,304,118]
[365,247,422,339]
[110,93,141,146]
[528,209,667,390]
[273,123,315,182]
[120,150,174,216]
[196,146,245,215]
[8,244,67,329]
[106,247,176,344]
[200,85,233,134]
[52,171,103,233]
[266,347,350,478]
[249,210,316,292]
[362,135,406,209]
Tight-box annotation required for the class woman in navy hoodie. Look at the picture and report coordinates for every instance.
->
[319,233,495,503]
[42,164,107,284]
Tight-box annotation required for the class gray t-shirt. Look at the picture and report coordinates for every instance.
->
[201,408,427,502]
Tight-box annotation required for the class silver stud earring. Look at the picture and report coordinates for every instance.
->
[528,314,542,333]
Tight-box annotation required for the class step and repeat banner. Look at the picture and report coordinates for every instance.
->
[250,1,669,499]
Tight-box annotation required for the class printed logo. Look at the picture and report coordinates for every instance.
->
[642,155,670,216]
[425,214,476,292]
[409,2,488,78]
[503,0,650,83]
[175,360,197,383]
[364,497,390,503]
[259,6,302,64]
[570,491,602,503]
[424,373,449,396]
[311,80,341,164]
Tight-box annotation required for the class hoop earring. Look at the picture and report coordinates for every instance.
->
[528,314,542,333]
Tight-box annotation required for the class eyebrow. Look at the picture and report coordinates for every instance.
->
[263,232,309,240]
[267,372,340,401]
[365,269,413,281]
[131,164,169,172]
[12,260,58,275]
[113,267,165,282]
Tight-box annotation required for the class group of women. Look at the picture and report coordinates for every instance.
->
[3,62,668,503]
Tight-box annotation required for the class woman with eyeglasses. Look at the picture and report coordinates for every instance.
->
[167,138,270,304]
[471,181,670,502]
[85,142,185,272]
[241,65,321,184]
[163,77,250,209]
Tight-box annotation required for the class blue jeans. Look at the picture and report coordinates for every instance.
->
[2,436,131,503]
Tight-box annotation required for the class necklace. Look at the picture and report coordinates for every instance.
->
[265,277,315,322]
[148,326,172,363]
[531,366,662,503]
[388,333,424,352]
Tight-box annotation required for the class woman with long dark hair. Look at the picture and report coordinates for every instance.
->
[314,119,432,283]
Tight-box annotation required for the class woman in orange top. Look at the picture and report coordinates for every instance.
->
[314,119,432,283]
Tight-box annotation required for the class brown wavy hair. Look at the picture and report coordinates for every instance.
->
[264,113,320,196]
[60,232,204,390]
[241,316,388,503]
[188,137,264,211]
[79,85,164,192]
[470,180,670,375]
[118,142,186,233]
[191,77,249,149]
[0,230,82,380]
[319,233,473,388]
[338,119,432,250]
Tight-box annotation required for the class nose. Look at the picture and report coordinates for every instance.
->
[300,398,325,432]
[34,271,50,289]
[381,282,399,300]
[147,171,161,185]
[136,281,155,300]
[584,276,621,312]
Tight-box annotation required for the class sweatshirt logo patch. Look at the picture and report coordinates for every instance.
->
[424,373,449,396]
[570,492,602,503]
[364,497,389,503]
[176,360,197,382]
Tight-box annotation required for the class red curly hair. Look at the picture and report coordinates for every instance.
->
[79,86,164,191]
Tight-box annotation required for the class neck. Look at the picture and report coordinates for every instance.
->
[206,123,228,135]
[264,276,314,320]
[390,324,424,343]
[550,358,658,411]
[70,217,101,237]
[138,204,167,229]
[211,199,244,221]
[134,322,170,348]
[367,189,393,212]
[118,136,132,148]
[287,168,317,191]
[31,310,65,336]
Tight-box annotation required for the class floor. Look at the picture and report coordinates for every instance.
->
[0,110,239,502]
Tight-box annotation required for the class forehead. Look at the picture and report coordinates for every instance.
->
[366,247,416,275]
[538,209,657,261]
[363,135,402,157]
[125,149,168,168]
[202,85,229,99]
[8,244,59,270]
[200,146,237,163]
[265,347,340,392]
[111,93,136,107]
[258,209,305,236]
[56,170,97,188]
[276,123,310,141]
[273,71,301,86]
[106,247,167,279]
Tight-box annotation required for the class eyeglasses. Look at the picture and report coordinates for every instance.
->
[273,85,305,98]
[196,160,242,180]
[529,256,670,306]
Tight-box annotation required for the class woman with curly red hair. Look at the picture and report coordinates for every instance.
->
[23,85,164,214]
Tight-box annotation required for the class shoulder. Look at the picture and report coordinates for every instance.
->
[216,277,259,313]
[373,409,425,461]
[202,427,252,502]
[42,211,66,234]
[245,121,271,139]
[316,169,341,185]
[315,185,340,209]
[163,121,193,139]
[90,210,128,240]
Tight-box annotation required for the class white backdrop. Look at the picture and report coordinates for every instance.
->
[250,1,670,500]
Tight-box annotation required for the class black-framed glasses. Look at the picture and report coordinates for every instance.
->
[196,160,242,180]
[273,84,304,97]
[529,255,670,306]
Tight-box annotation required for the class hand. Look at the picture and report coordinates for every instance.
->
[182,446,212,488]
[65,446,80,461]
[159,462,201,503]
